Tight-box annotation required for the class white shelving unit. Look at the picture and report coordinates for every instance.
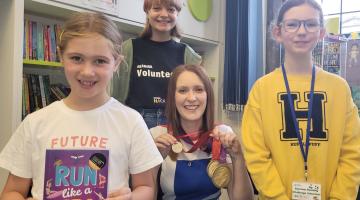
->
[0,0,225,190]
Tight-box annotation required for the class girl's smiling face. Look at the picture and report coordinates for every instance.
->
[62,33,119,108]
[273,3,325,57]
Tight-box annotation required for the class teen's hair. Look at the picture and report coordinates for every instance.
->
[140,0,182,39]
[275,0,324,27]
[58,12,122,59]
[166,64,215,137]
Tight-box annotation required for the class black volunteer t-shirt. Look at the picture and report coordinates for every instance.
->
[126,38,185,109]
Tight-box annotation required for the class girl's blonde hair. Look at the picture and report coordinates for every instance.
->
[58,12,122,60]
[140,0,183,39]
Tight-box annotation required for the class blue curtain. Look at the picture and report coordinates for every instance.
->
[223,0,249,111]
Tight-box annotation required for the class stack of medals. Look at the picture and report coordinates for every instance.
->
[207,139,231,188]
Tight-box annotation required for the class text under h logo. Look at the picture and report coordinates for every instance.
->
[280,92,327,140]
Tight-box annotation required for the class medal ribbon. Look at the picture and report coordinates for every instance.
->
[165,125,211,153]
[281,63,315,181]
[211,139,226,163]
[185,131,211,153]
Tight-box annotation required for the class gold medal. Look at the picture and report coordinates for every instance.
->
[207,160,220,177]
[171,142,183,153]
[211,165,231,188]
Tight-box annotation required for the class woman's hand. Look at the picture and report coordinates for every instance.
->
[106,187,131,200]
[154,134,178,158]
[211,126,242,160]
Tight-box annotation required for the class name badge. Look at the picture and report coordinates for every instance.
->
[292,181,321,200]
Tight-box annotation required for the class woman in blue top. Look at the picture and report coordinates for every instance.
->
[151,64,254,200]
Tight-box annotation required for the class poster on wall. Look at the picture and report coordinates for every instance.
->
[50,0,118,16]
[323,41,341,75]
[345,39,360,86]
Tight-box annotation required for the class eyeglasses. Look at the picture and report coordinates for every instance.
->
[280,19,321,33]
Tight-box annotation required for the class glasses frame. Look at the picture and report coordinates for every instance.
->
[280,19,322,33]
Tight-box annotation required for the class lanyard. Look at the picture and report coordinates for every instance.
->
[281,64,315,181]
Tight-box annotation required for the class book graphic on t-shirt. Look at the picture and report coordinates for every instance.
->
[44,149,109,199]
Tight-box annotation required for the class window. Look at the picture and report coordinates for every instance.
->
[316,0,360,34]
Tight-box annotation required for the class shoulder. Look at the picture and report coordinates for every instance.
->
[25,100,63,122]
[106,98,143,120]
[122,38,134,52]
[248,68,281,94]
[181,42,202,65]
[316,69,352,97]
[318,68,348,87]
[181,42,196,53]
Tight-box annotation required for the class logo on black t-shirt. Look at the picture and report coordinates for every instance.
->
[136,64,172,78]
[153,97,166,104]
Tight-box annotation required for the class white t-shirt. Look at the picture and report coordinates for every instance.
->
[0,98,163,199]
[150,125,232,200]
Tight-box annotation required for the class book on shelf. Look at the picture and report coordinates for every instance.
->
[23,18,62,62]
[22,73,70,118]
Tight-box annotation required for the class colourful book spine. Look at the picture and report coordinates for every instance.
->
[25,19,30,59]
[27,74,35,112]
[28,20,32,60]
[38,75,47,107]
[23,74,30,116]
[32,21,37,60]
[47,25,52,61]
[50,24,56,62]
[37,22,44,61]
[23,20,26,59]
[43,75,51,105]
[44,25,49,61]
[22,75,26,119]
[55,24,63,61]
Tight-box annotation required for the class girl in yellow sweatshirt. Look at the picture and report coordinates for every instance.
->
[241,0,360,199]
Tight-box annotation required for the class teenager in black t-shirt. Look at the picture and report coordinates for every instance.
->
[111,0,201,128]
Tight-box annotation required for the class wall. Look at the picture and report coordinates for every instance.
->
[0,0,24,190]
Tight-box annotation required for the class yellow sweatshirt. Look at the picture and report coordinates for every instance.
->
[241,67,360,200]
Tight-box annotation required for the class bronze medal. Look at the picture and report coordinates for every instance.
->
[207,160,220,177]
[171,142,183,153]
[211,165,231,188]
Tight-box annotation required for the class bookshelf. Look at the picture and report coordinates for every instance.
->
[23,59,62,68]
[0,0,226,190]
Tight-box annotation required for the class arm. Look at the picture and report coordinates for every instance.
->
[131,166,160,200]
[227,152,254,200]
[1,173,32,200]
[241,91,289,200]
[184,44,202,65]
[110,39,133,103]
[329,93,360,200]
[150,126,177,158]
[211,126,254,200]
[106,166,160,200]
